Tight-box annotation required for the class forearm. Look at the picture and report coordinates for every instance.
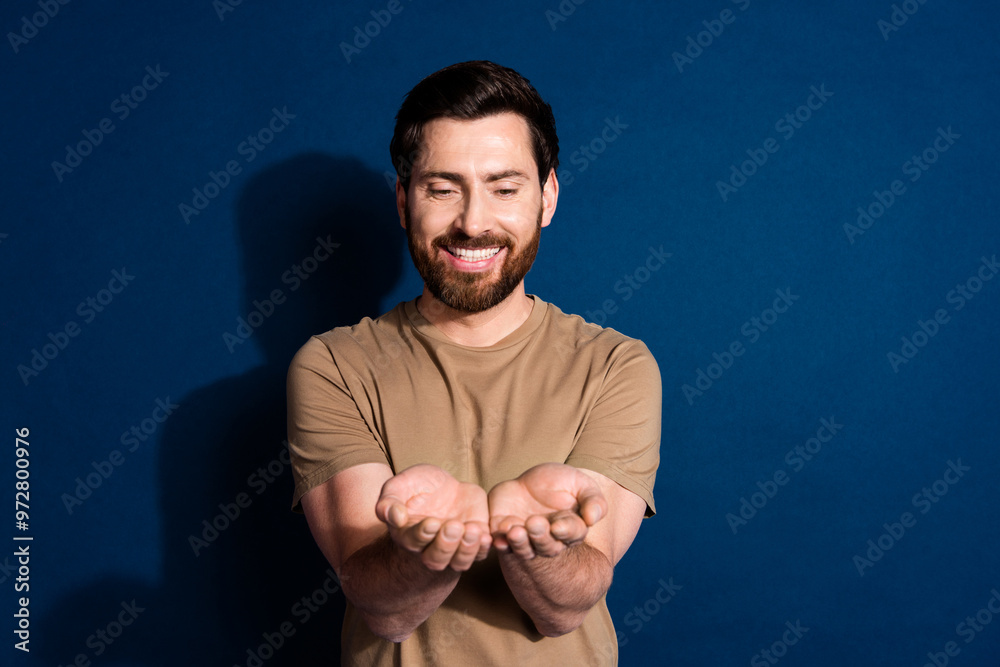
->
[339,533,460,642]
[499,541,614,637]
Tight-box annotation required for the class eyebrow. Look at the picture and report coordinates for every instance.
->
[484,169,530,183]
[419,169,530,184]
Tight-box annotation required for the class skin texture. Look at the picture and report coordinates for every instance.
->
[376,464,492,571]
[302,462,481,642]
[488,463,607,557]
[300,112,648,642]
[489,464,645,636]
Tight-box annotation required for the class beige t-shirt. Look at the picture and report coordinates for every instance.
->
[287,295,661,666]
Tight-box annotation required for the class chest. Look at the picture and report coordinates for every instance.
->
[368,343,599,489]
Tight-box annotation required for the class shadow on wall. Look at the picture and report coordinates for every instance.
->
[39,154,406,665]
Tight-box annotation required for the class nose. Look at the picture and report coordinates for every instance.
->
[453,187,492,238]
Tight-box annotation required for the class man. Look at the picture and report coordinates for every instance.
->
[287,61,661,666]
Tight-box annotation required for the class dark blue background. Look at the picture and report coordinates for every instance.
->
[3,1,998,665]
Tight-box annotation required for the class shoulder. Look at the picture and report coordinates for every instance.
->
[289,303,410,379]
[296,304,408,359]
[536,298,658,369]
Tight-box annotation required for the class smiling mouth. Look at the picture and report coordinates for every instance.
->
[445,246,502,261]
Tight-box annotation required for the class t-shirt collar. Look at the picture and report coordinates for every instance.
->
[404,294,547,350]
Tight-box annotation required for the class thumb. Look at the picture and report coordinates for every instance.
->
[576,485,607,526]
[375,496,408,527]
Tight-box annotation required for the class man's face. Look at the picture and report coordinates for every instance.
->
[398,113,558,313]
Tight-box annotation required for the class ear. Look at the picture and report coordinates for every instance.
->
[540,169,559,228]
[395,177,407,229]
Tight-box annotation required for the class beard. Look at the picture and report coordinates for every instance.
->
[405,206,542,313]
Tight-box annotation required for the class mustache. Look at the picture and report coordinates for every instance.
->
[433,233,512,250]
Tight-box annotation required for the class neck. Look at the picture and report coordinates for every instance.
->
[416,284,534,347]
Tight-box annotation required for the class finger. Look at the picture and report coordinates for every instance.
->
[465,521,493,560]
[577,487,608,526]
[505,524,536,560]
[550,512,588,545]
[395,517,441,552]
[525,515,563,557]
[375,494,400,523]
[490,515,525,553]
[375,499,409,529]
[498,515,524,536]
[477,531,493,560]
[490,515,515,535]
[489,517,511,553]
[448,524,484,572]
[420,520,464,571]
[491,531,510,552]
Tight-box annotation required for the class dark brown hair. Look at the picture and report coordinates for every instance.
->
[390,60,559,190]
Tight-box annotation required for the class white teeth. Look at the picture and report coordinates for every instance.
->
[448,246,500,261]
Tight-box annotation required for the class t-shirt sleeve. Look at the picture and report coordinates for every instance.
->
[286,335,390,512]
[566,339,661,517]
